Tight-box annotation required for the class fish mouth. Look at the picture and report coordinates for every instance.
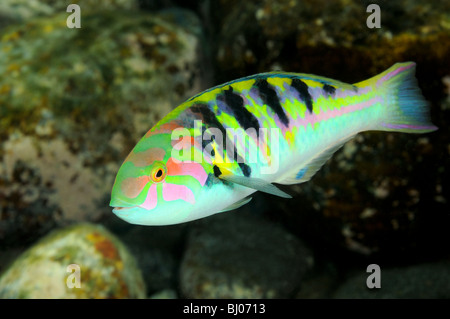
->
[112,205,153,216]
[112,206,137,217]
[110,196,141,217]
[111,205,156,225]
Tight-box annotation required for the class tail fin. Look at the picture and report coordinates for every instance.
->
[356,62,438,133]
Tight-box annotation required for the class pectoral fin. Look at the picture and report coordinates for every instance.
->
[219,174,292,198]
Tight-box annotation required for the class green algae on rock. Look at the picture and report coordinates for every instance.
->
[0,0,138,29]
[213,0,450,82]
[0,9,206,247]
[0,223,146,298]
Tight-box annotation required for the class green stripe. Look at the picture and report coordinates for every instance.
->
[165,174,203,194]
[134,133,172,157]
[135,182,152,205]
[157,183,164,203]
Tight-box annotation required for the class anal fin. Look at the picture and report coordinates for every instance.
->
[220,197,253,212]
[277,135,356,185]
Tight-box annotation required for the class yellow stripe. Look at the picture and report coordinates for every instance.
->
[267,77,289,91]
[230,79,255,93]
[300,79,323,88]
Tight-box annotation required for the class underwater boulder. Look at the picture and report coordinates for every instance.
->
[179,212,314,298]
[0,0,138,29]
[0,223,146,298]
[0,8,207,247]
[333,259,450,298]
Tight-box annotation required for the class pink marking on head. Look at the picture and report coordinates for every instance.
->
[121,176,150,198]
[166,157,208,186]
[126,147,166,167]
[145,122,182,138]
[140,183,158,210]
[162,183,195,204]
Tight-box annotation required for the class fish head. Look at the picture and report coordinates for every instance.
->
[110,126,212,225]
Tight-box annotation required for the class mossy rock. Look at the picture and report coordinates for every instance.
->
[213,0,450,85]
[0,9,205,247]
[0,223,146,298]
[0,0,138,29]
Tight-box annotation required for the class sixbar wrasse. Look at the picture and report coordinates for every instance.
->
[110,62,437,225]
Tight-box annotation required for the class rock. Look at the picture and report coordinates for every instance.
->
[116,223,188,295]
[212,0,450,84]
[294,269,339,299]
[179,211,313,298]
[149,289,178,299]
[0,8,207,247]
[207,0,450,259]
[0,223,146,298]
[0,0,138,29]
[333,259,450,298]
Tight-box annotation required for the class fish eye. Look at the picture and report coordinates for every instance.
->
[150,162,167,183]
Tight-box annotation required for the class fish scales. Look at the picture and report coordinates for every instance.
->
[110,62,437,225]
[167,73,370,180]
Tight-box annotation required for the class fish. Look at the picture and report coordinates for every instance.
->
[110,62,437,226]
